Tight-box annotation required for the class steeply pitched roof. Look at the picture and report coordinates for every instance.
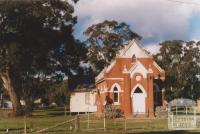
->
[95,39,153,83]
[118,39,152,58]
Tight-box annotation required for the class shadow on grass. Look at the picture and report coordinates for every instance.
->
[31,107,70,118]
[31,112,69,118]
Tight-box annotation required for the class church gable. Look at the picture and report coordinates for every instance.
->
[130,60,148,78]
[118,39,152,58]
[95,39,164,83]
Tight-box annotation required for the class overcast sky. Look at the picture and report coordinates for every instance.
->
[73,0,200,54]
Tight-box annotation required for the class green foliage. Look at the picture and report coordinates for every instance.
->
[0,0,79,75]
[48,80,70,106]
[0,0,83,115]
[84,20,141,74]
[155,40,200,101]
[20,77,51,115]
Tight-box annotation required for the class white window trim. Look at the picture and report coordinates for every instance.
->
[114,102,120,105]
[110,83,122,92]
[111,83,121,105]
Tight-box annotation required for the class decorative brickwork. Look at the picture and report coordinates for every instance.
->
[95,39,165,117]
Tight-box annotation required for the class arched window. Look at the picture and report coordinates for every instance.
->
[113,87,119,103]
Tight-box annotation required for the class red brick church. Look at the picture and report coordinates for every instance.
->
[95,39,165,117]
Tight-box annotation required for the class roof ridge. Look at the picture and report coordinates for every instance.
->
[121,39,136,55]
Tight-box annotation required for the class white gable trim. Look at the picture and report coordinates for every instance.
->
[95,69,105,83]
[153,61,164,73]
[131,84,147,97]
[130,61,148,78]
[118,39,152,58]
[105,78,123,80]
[95,39,153,83]
[106,60,116,73]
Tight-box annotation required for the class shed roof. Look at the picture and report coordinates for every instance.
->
[168,98,196,107]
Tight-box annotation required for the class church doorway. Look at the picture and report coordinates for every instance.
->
[132,87,146,114]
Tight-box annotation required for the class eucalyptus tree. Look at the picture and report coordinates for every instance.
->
[155,40,200,100]
[0,0,80,115]
[84,20,141,74]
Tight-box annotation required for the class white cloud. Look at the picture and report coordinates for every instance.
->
[74,0,200,44]
[144,43,161,55]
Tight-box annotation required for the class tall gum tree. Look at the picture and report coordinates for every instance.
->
[84,20,141,74]
[0,0,77,116]
[155,40,200,101]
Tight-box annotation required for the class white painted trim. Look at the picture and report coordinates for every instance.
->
[114,102,120,105]
[118,39,153,58]
[153,61,165,73]
[106,60,116,73]
[95,78,105,84]
[105,78,123,80]
[108,90,124,93]
[130,61,148,78]
[110,83,122,104]
[96,78,124,84]
[131,84,147,97]
[110,83,122,92]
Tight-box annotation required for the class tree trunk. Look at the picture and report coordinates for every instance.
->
[0,71,22,116]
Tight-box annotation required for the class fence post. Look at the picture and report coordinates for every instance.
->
[65,106,67,117]
[124,117,127,131]
[75,115,80,132]
[103,113,106,131]
[87,112,90,129]
[24,116,27,134]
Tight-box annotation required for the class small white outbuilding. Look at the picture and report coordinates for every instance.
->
[70,89,97,113]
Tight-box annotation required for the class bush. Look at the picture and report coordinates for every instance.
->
[104,104,123,118]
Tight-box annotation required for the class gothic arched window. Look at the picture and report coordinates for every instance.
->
[113,86,119,103]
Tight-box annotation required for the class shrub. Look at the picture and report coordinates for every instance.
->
[104,104,123,118]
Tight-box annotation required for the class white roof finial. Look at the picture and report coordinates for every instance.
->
[148,65,153,73]
[123,65,129,73]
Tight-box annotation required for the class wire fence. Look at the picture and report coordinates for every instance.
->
[78,113,106,131]
[0,114,170,133]
[2,117,77,134]
[77,113,168,132]
[5,112,200,133]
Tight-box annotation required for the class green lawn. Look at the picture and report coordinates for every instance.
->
[0,108,74,133]
[0,108,200,134]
